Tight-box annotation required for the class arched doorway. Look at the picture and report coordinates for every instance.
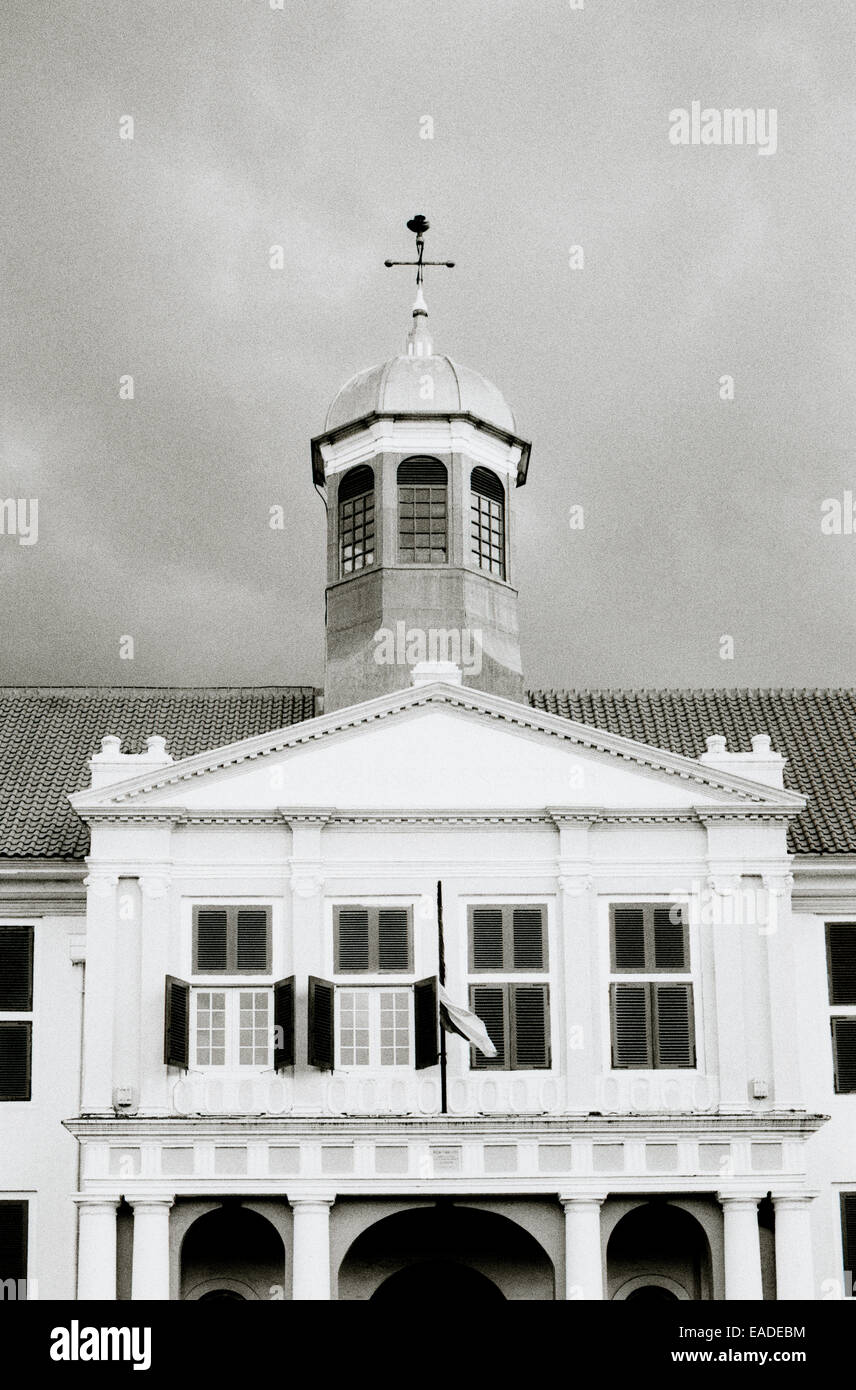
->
[338,1204,554,1300]
[372,1260,505,1303]
[180,1204,285,1301]
[608,1203,712,1301]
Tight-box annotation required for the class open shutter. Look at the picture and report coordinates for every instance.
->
[832,1018,856,1093]
[0,1022,31,1100]
[195,909,228,972]
[273,977,295,1071]
[0,927,33,1010]
[512,985,549,1068]
[0,1202,27,1284]
[512,908,545,969]
[472,908,504,970]
[828,926,856,1005]
[336,908,370,971]
[413,977,439,1069]
[654,984,695,1068]
[611,983,651,1067]
[470,985,506,1068]
[653,907,687,970]
[841,1194,856,1277]
[308,977,335,1071]
[164,976,190,1069]
[612,908,646,970]
[378,909,410,971]
[236,909,270,972]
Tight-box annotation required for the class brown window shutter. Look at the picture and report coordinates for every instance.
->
[0,1202,27,1284]
[653,907,687,970]
[654,983,695,1068]
[378,909,410,971]
[336,908,371,971]
[163,976,190,1069]
[512,907,546,970]
[841,1194,856,1276]
[470,985,506,1069]
[236,909,270,973]
[832,1018,856,1093]
[828,925,856,1005]
[308,977,335,1071]
[413,977,439,1070]
[611,983,651,1067]
[512,985,550,1068]
[612,908,646,970]
[194,909,228,972]
[0,1022,31,1100]
[471,908,504,971]
[0,927,33,1011]
[273,977,295,1071]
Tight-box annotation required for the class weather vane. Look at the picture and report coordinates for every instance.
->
[384,214,455,288]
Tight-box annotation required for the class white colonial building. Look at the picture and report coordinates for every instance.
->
[1,263,855,1301]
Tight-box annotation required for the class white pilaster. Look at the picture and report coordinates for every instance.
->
[773,1194,817,1300]
[75,1196,120,1300]
[138,872,172,1114]
[289,1195,335,1300]
[719,1194,764,1300]
[560,1193,606,1300]
[130,1196,174,1300]
[707,873,749,1110]
[762,873,802,1108]
[80,872,119,1114]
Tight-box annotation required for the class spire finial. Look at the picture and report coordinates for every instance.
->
[384,215,455,357]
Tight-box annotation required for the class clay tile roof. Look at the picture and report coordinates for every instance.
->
[0,687,316,859]
[528,688,856,856]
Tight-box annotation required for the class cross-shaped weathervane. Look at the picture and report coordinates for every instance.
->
[384,215,455,287]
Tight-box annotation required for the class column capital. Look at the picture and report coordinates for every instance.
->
[127,1194,175,1210]
[84,872,120,896]
[557,874,594,896]
[74,1193,122,1208]
[717,1191,765,1208]
[288,1192,336,1209]
[139,873,170,899]
[559,1192,608,1208]
[771,1191,819,1209]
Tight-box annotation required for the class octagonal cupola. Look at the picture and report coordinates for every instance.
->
[311,217,532,712]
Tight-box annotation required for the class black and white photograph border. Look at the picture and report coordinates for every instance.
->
[1,0,854,1362]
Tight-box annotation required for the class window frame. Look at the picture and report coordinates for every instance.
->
[397,457,448,566]
[470,468,507,579]
[191,905,273,977]
[335,985,414,1070]
[466,899,552,1072]
[337,466,376,578]
[467,904,549,973]
[333,905,413,975]
[825,920,856,1094]
[190,986,274,1072]
[0,924,35,1102]
[468,982,551,1071]
[0,1198,29,1290]
[606,899,699,1073]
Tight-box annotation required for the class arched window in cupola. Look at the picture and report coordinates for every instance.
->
[470,466,506,579]
[338,465,375,576]
[397,457,448,565]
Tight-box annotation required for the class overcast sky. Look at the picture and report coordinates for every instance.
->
[2,0,855,693]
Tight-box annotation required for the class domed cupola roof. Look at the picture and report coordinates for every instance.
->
[325,350,517,435]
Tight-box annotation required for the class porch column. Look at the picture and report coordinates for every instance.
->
[130,1196,174,1300]
[773,1194,817,1300]
[719,1194,763,1300]
[560,1194,606,1300]
[290,1195,334,1300]
[75,1195,120,1300]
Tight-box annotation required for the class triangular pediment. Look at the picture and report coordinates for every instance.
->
[69,683,805,822]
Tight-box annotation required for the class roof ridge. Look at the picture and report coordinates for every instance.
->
[0,685,319,697]
[527,687,856,698]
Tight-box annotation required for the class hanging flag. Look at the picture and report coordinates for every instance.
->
[438,983,498,1058]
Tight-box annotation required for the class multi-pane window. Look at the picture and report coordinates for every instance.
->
[334,906,412,973]
[338,465,375,576]
[192,989,272,1069]
[337,988,411,1068]
[193,906,271,974]
[609,905,695,1069]
[827,924,856,1093]
[0,927,33,1101]
[468,905,550,1070]
[397,458,447,564]
[470,467,506,578]
[0,1202,28,1292]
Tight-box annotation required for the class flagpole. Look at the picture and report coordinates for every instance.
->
[437,879,447,1114]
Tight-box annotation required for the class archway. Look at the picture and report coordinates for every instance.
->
[607,1203,712,1301]
[180,1204,285,1301]
[371,1260,505,1303]
[338,1203,554,1300]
